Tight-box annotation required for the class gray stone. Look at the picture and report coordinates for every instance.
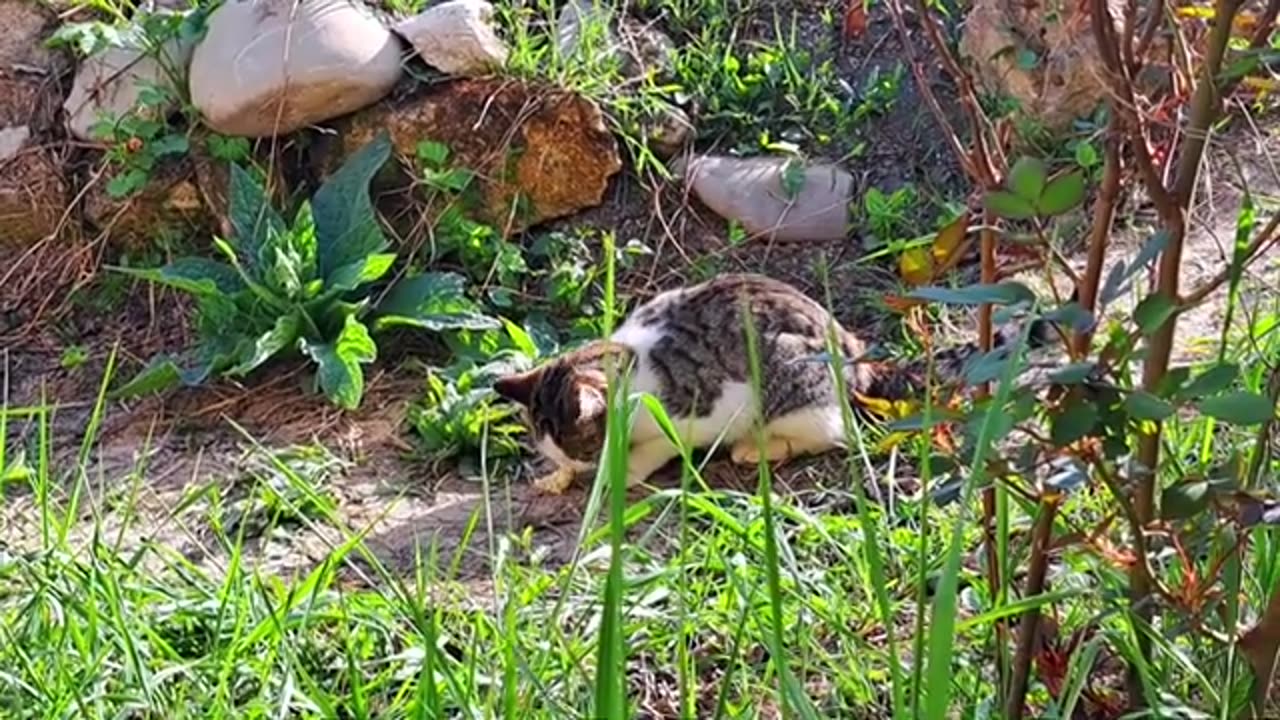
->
[394,0,507,76]
[63,34,194,141]
[678,155,854,242]
[189,0,403,137]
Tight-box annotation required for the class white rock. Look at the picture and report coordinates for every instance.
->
[556,0,613,58]
[0,125,29,161]
[678,155,854,242]
[394,0,507,76]
[62,36,194,141]
[189,0,404,137]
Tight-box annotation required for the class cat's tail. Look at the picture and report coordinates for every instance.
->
[854,316,1057,406]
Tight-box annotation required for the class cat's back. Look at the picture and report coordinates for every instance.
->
[609,273,856,402]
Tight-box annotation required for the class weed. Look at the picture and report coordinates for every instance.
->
[111,134,498,409]
[862,184,919,245]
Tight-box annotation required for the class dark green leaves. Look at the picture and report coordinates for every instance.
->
[984,155,1086,219]
[112,135,459,412]
[112,257,244,296]
[304,315,377,410]
[373,272,499,332]
[1051,400,1098,447]
[1197,392,1276,425]
[1179,363,1239,400]
[1124,391,1175,421]
[907,281,1036,306]
[1048,362,1096,384]
[1162,480,1212,520]
[313,132,393,282]
[229,162,287,268]
[1133,292,1178,335]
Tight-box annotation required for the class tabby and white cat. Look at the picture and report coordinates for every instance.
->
[494,273,1044,494]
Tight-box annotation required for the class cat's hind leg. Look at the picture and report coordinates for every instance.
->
[729,404,846,466]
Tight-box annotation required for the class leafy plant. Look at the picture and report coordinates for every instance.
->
[863,184,918,243]
[409,320,544,471]
[92,83,190,198]
[111,133,498,410]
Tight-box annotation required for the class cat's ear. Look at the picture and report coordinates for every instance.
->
[575,383,606,420]
[493,368,541,406]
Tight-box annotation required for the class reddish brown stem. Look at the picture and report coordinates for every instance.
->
[1004,497,1060,720]
[1073,117,1124,357]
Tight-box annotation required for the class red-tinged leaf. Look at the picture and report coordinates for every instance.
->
[883,294,924,313]
[843,0,868,38]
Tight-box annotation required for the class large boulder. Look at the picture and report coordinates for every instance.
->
[190,0,404,137]
[338,78,622,233]
[393,0,508,75]
[63,33,196,141]
[675,155,854,243]
[959,0,1129,133]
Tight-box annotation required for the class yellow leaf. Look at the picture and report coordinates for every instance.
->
[931,213,970,275]
[899,246,933,286]
[855,391,896,418]
[1175,6,1214,19]
[1243,76,1280,92]
[854,391,917,420]
[876,431,912,453]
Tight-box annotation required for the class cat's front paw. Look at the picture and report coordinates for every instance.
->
[531,467,575,495]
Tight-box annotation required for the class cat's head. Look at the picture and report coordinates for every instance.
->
[492,343,631,469]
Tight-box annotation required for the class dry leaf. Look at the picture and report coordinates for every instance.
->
[883,294,924,313]
[844,0,868,39]
[931,213,970,276]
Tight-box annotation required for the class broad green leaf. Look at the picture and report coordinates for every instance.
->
[1179,363,1239,400]
[228,162,287,269]
[1037,171,1086,215]
[1132,292,1177,335]
[501,317,539,358]
[111,257,244,296]
[1154,366,1192,398]
[1048,362,1096,384]
[111,356,183,399]
[1008,156,1048,201]
[373,271,500,332]
[313,132,392,283]
[303,315,378,410]
[1098,261,1129,307]
[908,281,1036,306]
[983,190,1037,220]
[1124,391,1175,421]
[1051,400,1097,446]
[963,347,1012,385]
[1123,230,1170,283]
[1162,480,1212,520]
[326,252,398,293]
[227,313,301,376]
[1196,392,1276,425]
[1042,301,1094,332]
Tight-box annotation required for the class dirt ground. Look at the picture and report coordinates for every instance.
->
[3,0,1279,588]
